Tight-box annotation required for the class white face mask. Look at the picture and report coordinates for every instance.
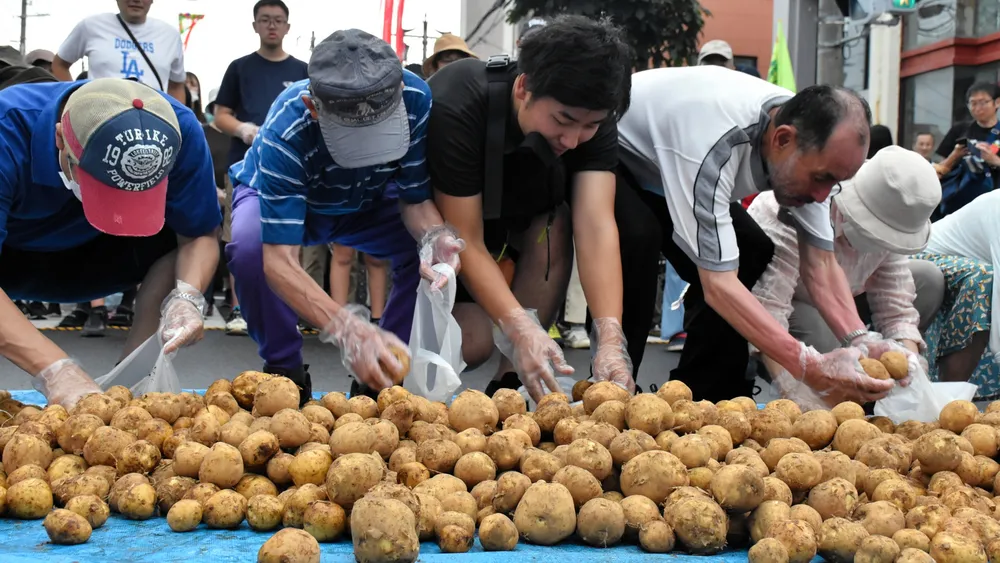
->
[190,90,199,103]
[59,170,83,202]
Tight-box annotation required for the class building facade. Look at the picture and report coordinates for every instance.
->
[699,0,775,77]
[460,0,518,60]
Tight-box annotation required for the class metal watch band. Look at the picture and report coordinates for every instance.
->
[174,291,203,311]
[840,329,868,348]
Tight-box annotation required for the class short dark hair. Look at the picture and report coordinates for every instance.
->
[774,84,872,152]
[737,65,761,79]
[916,131,934,141]
[699,55,730,67]
[966,81,999,102]
[253,0,289,18]
[517,15,633,119]
[867,124,894,158]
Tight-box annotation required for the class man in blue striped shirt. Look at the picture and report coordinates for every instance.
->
[227,30,463,403]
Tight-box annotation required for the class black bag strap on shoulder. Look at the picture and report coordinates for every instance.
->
[483,54,512,221]
[116,14,164,90]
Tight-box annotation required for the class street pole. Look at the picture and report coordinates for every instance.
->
[868,13,902,140]
[422,15,428,61]
[816,0,845,86]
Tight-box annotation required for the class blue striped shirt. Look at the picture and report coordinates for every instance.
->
[230,71,431,246]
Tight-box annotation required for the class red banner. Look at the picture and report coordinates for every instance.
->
[394,0,406,59]
[382,0,394,44]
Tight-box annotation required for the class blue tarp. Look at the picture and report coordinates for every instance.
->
[1,391,816,562]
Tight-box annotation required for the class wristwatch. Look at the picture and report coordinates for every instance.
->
[840,329,868,348]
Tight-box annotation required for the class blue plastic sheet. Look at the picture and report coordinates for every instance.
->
[2,391,823,562]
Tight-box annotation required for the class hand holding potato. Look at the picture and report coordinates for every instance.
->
[32,358,102,410]
[591,317,635,394]
[851,332,918,387]
[159,281,207,355]
[320,305,409,391]
[797,343,894,405]
[495,308,573,403]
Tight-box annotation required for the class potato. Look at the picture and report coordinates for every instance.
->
[393,461,428,489]
[270,409,311,449]
[791,410,838,449]
[520,448,562,483]
[762,476,793,505]
[254,376,300,417]
[60,494,108,530]
[258,528,321,563]
[930,531,987,563]
[767,519,817,563]
[572,497,624,548]
[442,451,494,489]
[3,433,53,472]
[246,494,284,531]
[417,438,462,474]
[749,537,789,563]
[44,508,92,545]
[855,436,911,474]
[620,450,688,504]
[239,430,280,467]
[608,429,656,467]
[897,548,934,563]
[109,406,152,435]
[501,414,539,446]
[380,399,415,436]
[624,394,672,436]
[205,392,240,418]
[962,424,998,458]
[141,393,182,424]
[155,475,196,513]
[656,380,693,405]
[478,512,518,551]
[940,400,979,434]
[281,484,324,528]
[169,441,208,479]
[709,463,765,513]
[235,474,278,500]
[199,488,247,529]
[664,496,728,554]
[198,443,244,489]
[136,418,173,451]
[119,482,156,520]
[893,528,931,552]
[289,449,333,488]
[808,477,858,520]
[71,394,118,424]
[565,438,613,481]
[367,481,421,518]
[861,357,890,380]
[668,434,711,469]
[8,463,46,486]
[81,426,134,468]
[749,408,792,446]
[513,481,576,545]
[869,416,896,434]
[412,473,467,501]
[913,430,964,474]
[775,452,823,491]
[56,414,105,455]
[750,500,791,543]
[166,498,203,532]
[117,440,161,475]
[876,350,908,380]
[108,473,149,512]
[817,517,869,563]
[7,478,52,518]
[533,400,573,435]
[871,477,916,513]
[634,518,674,553]
[52,473,109,506]
[445,390,498,434]
[852,499,905,538]
[591,400,627,432]
[218,421,251,448]
[351,496,418,563]
[261,454,292,488]
[319,391,350,419]
[325,452,384,510]
[230,371,271,410]
[831,401,866,425]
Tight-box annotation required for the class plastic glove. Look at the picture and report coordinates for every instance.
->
[797,343,895,405]
[591,317,635,393]
[852,331,918,387]
[320,304,407,391]
[33,359,102,409]
[419,225,466,291]
[236,122,259,145]
[159,281,206,355]
[495,308,574,403]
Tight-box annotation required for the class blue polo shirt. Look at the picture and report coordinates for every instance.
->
[230,71,431,246]
[0,81,222,253]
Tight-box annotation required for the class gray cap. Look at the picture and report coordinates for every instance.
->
[0,46,26,68]
[308,29,409,168]
[24,49,54,65]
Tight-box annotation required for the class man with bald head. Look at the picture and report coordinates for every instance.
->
[613,66,899,403]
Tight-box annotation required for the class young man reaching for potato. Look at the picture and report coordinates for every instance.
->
[226,30,463,404]
[0,78,222,408]
[425,15,634,403]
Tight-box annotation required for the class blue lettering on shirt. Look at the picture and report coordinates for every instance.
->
[114,37,155,80]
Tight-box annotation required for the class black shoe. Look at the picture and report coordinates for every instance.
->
[82,306,108,337]
[263,363,313,407]
[107,305,134,328]
[484,372,522,399]
[26,301,48,320]
[15,300,29,316]
[58,309,88,328]
[46,303,61,316]
[349,378,380,401]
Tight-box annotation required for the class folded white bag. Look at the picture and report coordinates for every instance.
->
[874,369,977,423]
[404,264,465,403]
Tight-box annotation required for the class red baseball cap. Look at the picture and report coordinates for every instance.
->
[60,78,181,237]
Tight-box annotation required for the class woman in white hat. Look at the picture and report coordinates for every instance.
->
[747,146,945,409]
[916,190,1000,399]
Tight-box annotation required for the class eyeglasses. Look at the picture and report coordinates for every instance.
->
[256,17,287,28]
[968,99,995,108]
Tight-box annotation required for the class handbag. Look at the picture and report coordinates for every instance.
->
[116,14,164,90]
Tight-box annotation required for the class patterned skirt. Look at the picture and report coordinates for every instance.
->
[913,252,998,399]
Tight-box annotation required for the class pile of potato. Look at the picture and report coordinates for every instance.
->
[0,358,999,563]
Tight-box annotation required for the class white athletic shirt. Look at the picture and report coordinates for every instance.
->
[924,190,1000,362]
[57,13,185,90]
[617,66,835,272]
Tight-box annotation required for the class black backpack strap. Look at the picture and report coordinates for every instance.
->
[483,54,512,221]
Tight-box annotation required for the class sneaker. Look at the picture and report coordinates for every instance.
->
[264,363,313,406]
[26,301,48,320]
[46,303,61,316]
[484,372,522,399]
[548,323,564,346]
[58,309,88,328]
[666,332,686,352]
[82,306,108,337]
[107,305,134,328]
[226,307,248,336]
[564,326,591,349]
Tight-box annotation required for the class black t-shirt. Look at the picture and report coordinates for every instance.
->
[215,52,309,166]
[426,58,618,221]
[937,120,1000,189]
[203,124,230,189]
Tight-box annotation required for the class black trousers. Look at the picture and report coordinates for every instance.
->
[615,168,775,401]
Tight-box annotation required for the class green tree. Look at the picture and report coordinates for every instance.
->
[507,0,708,69]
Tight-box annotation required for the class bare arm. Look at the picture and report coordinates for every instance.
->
[50,55,73,81]
[263,243,342,331]
[799,239,867,342]
[0,288,69,375]
[399,199,448,241]
[434,191,520,322]
[572,171,622,320]
[166,80,186,103]
[175,231,220,295]
[213,105,245,138]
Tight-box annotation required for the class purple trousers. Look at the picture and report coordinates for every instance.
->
[226,185,419,370]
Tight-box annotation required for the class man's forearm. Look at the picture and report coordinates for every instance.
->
[263,244,342,330]
[801,249,866,341]
[51,59,73,81]
[214,111,243,138]
[175,233,221,296]
[574,214,622,320]
[702,269,803,374]
[0,289,69,374]
[460,243,522,323]
[399,199,447,241]
[167,81,186,103]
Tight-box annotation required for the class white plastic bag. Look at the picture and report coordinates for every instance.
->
[404,264,465,403]
[874,371,977,423]
[94,335,181,396]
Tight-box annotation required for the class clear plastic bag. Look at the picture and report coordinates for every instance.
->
[404,264,465,403]
[875,371,977,423]
[94,335,181,396]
